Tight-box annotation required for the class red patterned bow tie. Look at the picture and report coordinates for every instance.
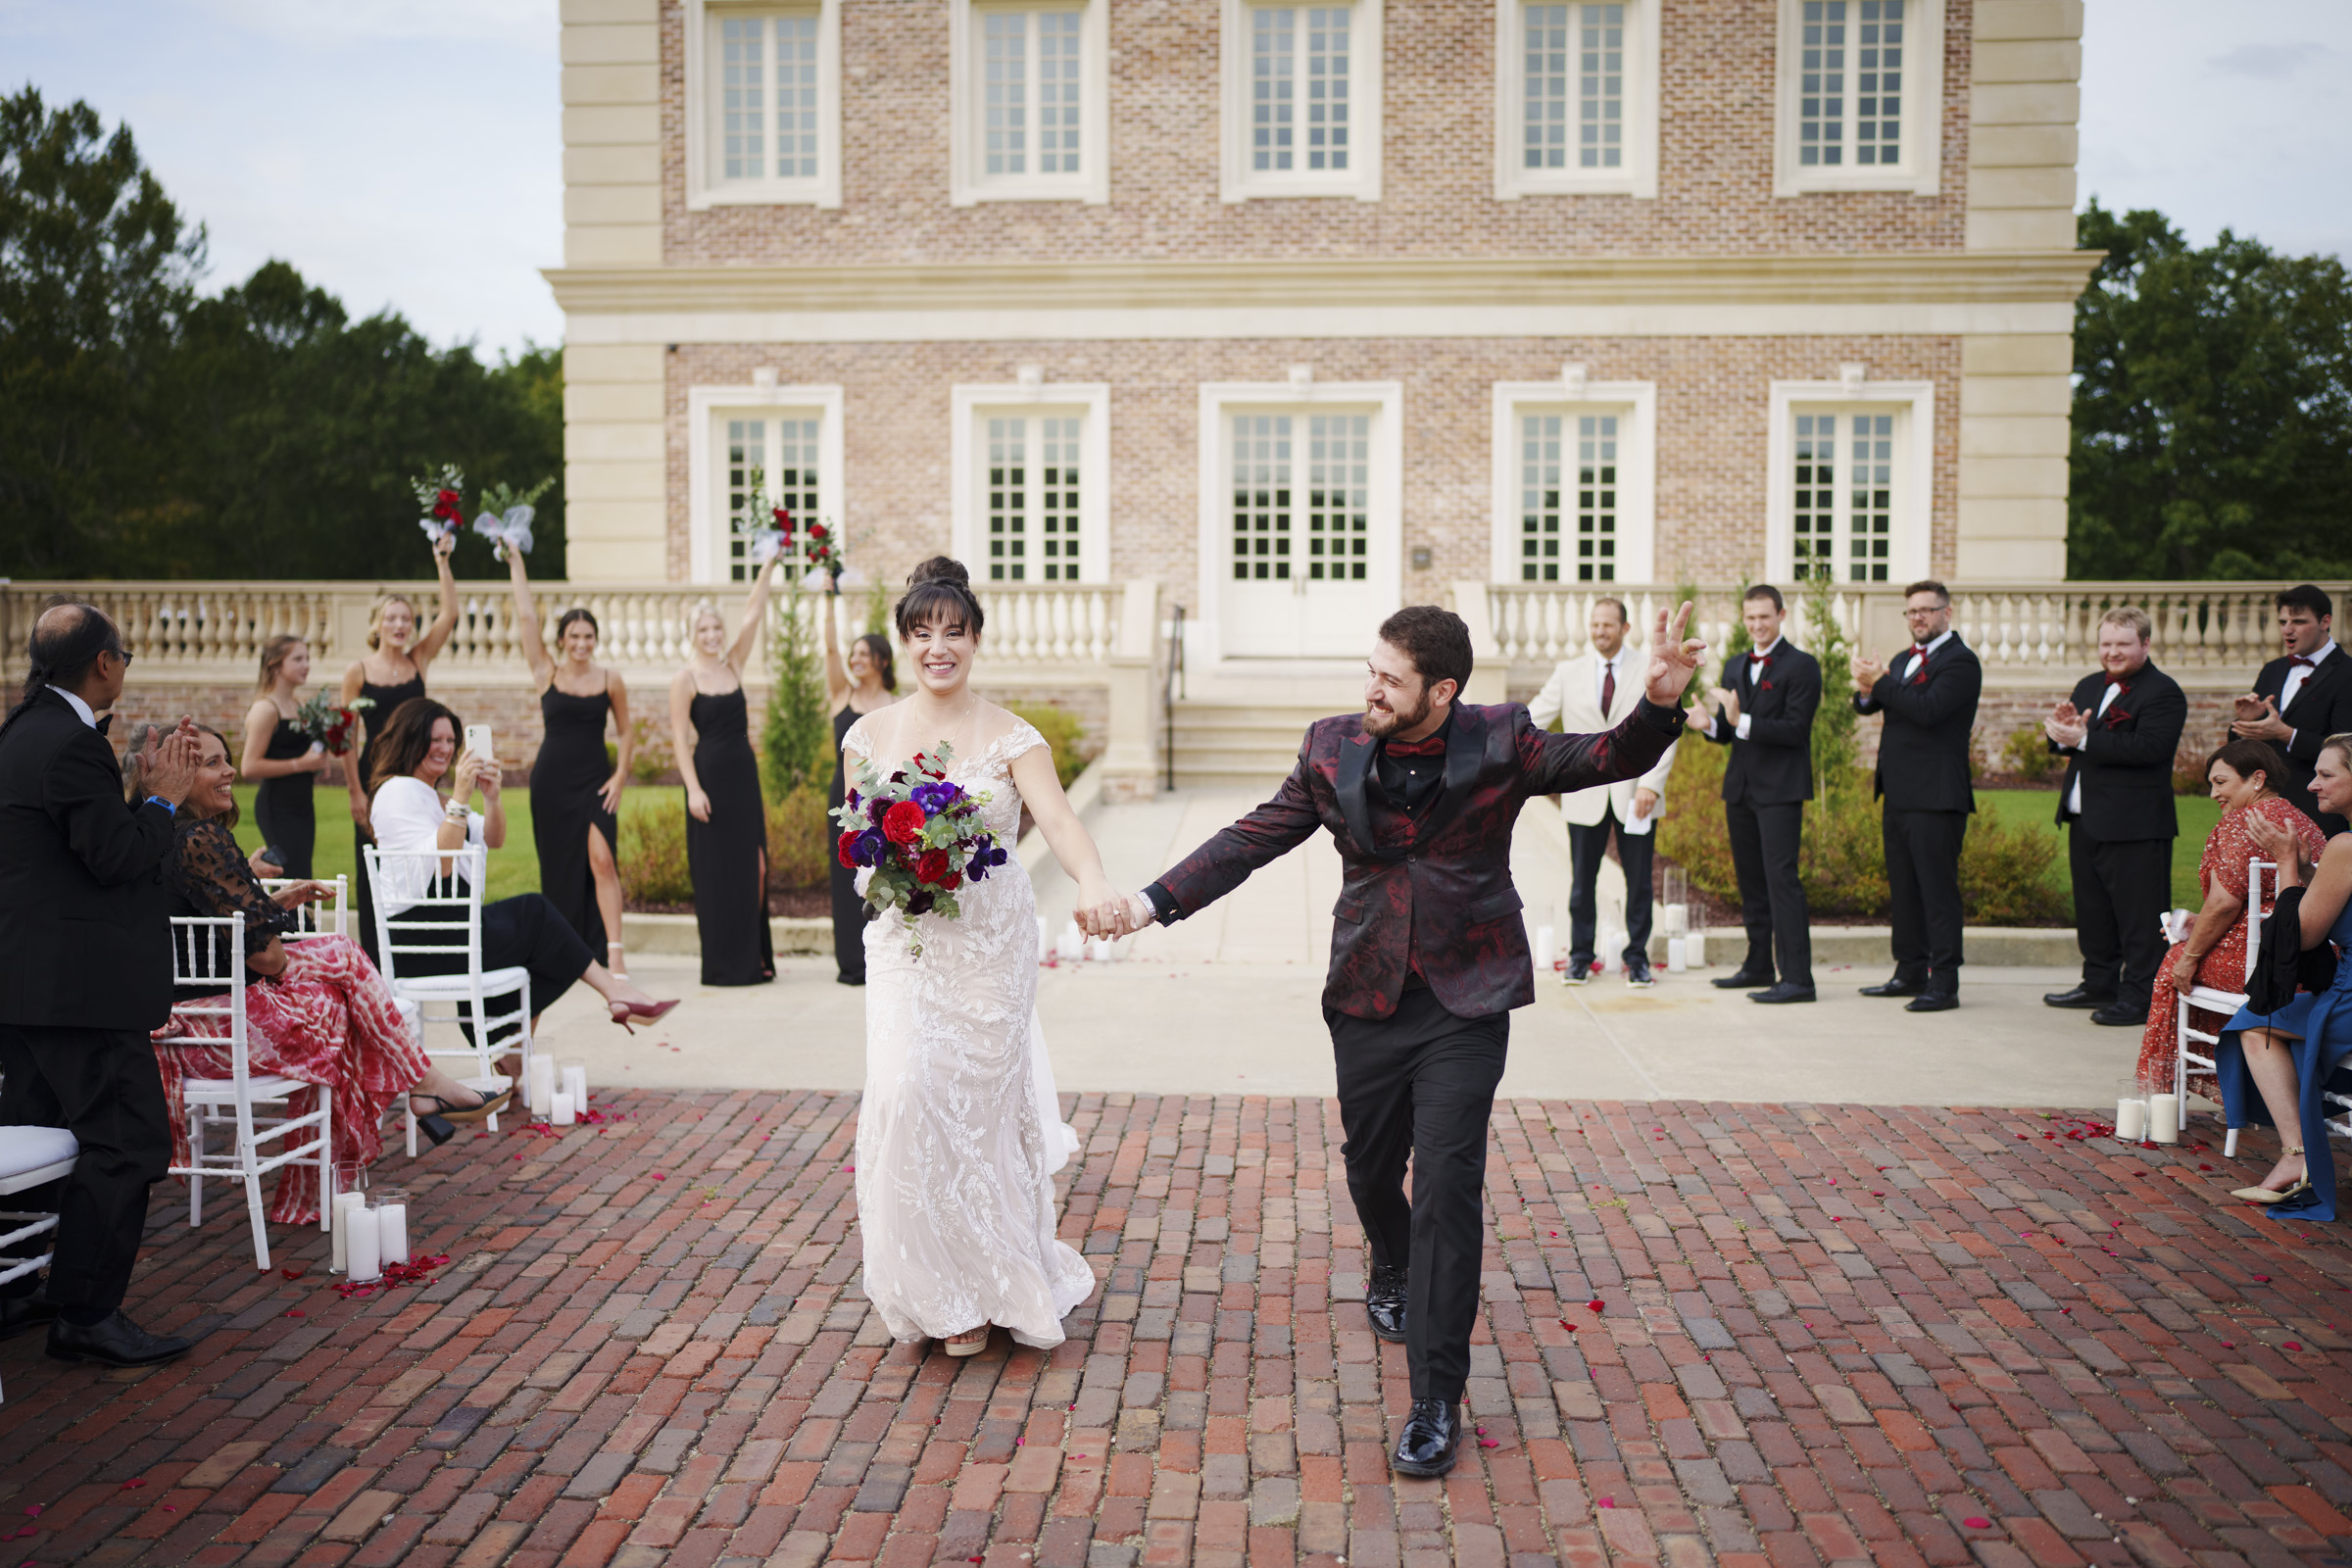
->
[1912,646,1931,658]
[2104,673,2132,688]
[2291,656,2315,667]
[1748,652,1772,666]
[1384,734,1446,758]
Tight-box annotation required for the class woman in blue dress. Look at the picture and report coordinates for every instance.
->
[2224,734,2352,1216]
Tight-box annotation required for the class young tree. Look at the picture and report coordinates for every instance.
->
[2071,199,2352,580]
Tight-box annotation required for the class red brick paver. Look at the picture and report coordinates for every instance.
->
[4,1092,2352,1568]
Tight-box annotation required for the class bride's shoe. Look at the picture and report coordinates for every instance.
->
[944,1326,991,1357]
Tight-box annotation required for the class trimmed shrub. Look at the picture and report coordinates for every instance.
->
[1992,723,2063,783]
[1006,702,1088,789]
[767,783,832,892]
[618,796,694,905]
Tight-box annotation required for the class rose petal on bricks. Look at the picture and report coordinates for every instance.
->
[1963,1517,1991,1529]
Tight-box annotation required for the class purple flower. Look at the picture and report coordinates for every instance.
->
[906,889,937,917]
[852,828,888,867]
[910,780,964,814]
[866,796,892,827]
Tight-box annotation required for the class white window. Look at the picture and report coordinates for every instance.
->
[951,2,1108,204]
[1766,378,1935,585]
[1772,0,1943,196]
[1220,0,1383,202]
[1494,0,1658,199]
[1490,378,1656,585]
[686,384,846,584]
[1229,413,1373,583]
[951,383,1110,582]
[686,1,842,209]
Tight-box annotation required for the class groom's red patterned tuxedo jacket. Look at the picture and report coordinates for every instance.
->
[1149,699,1687,1021]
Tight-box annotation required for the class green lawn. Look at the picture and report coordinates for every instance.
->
[225,781,678,905]
[1976,788,2221,910]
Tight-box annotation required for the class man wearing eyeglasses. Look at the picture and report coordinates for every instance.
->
[1850,581,1983,1011]
[0,601,203,1368]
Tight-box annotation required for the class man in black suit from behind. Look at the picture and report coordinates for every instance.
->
[1850,579,1983,1011]
[0,603,203,1367]
[1692,584,1821,1004]
[2041,605,2187,1028]
[2230,583,2352,837]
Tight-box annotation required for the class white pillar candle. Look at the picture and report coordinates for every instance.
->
[1534,926,1556,971]
[330,1191,365,1272]
[344,1203,381,1282]
[1661,903,1690,937]
[1057,921,1084,961]
[563,1064,589,1107]
[2115,1099,2148,1142]
[552,1092,576,1126]
[1686,932,1706,968]
[528,1054,556,1116]
[2148,1094,2181,1145]
[1667,938,1688,973]
[376,1203,409,1267]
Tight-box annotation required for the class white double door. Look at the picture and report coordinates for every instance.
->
[1217,407,1395,659]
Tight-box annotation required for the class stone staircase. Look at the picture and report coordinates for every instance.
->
[1165,673,1364,789]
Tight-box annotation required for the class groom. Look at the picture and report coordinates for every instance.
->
[1091,601,1704,1476]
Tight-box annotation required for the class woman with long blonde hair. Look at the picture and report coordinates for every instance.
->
[338,531,461,957]
[241,634,329,879]
[670,558,784,985]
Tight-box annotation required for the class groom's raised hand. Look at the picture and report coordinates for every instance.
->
[1642,600,1709,707]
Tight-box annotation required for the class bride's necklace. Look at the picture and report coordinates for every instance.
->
[901,690,981,766]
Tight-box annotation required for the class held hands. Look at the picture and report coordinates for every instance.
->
[1073,887,1153,940]
[2044,700,2087,750]
[687,786,713,823]
[1642,601,1709,707]
[2231,694,2292,743]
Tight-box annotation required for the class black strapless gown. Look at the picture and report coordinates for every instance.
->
[534,683,619,956]
[354,672,425,960]
[829,703,867,984]
[688,687,774,985]
[253,715,317,879]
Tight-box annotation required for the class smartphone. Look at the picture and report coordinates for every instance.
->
[256,845,286,871]
[463,723,494,761]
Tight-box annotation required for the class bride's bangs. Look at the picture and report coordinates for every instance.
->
[895,583,984,641]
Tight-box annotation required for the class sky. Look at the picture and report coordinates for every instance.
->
[4,0,2348,360]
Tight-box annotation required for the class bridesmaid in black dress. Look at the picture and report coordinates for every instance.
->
[240,634,328,878]
[509,546,633,975]
[669,556,786,985]
[338,531,461,957]
[822,580,898,985]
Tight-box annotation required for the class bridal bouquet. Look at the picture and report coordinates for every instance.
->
[831,743,1009,956]
[411,464,466,546]
[294,690,373,756]
[732,469,842,581]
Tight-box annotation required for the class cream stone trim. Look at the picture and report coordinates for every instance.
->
[1489,380,1658,584]
[1196,379,1403,665]
[950,0,1110,205]
[685,382,847,584]
[1765,377,1936,585]
[1493,0,1660,201]
[949,382,1112,582]
[684,0,844,211]
[1771,0,1945,198]
[1220,0,1384,203]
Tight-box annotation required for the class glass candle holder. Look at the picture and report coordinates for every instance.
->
[2114,1081,2148,1142]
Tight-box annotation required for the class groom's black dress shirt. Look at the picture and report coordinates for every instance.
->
[1370,710,1456,818]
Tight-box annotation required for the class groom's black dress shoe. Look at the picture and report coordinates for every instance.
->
[2041,986,2110,1009]
[0,1291,58,1343]
[1711,967,1773,991]
[1905,991,1959,1013]
[45,1310,193,1368]
[1748,982,1816,1004]
[2090,1004,2148,1027]
[1365,1264,1407,1344]
[1391,1398,1463,1477]
[1859,975,1923,998]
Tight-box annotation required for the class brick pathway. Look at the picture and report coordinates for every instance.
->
[5,1092,2352,1568]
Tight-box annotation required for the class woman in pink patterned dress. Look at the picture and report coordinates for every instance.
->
[2134,740,2328,1099]
[130,726,506,1224]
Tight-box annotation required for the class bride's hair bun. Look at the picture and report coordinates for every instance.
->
[895,555,986,639]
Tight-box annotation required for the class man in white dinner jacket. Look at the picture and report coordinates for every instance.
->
[1526,597,1679,986]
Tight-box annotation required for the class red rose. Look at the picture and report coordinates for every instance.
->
[882,800,927,846]
[837,830,862,869]
[939,870,962,891]
[916,849,951,884]
[808,522,828,540]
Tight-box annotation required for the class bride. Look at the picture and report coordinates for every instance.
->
[844,557,1122,1355]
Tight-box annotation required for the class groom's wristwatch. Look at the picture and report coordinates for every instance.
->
[1140,883,1181,927]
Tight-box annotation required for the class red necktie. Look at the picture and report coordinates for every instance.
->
[1908,646,1931,684]
[1600,662,1616,716]
[1385,734,1446,758]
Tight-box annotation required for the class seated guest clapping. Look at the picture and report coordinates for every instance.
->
[2132,740,2327,1108]
[366,699,676,1037]
[125,725,512,1224]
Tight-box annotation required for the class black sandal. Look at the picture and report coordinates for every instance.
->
[410,1086,513,1126]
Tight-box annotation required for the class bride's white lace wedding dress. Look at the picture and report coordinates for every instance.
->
[843,715,1096,1348]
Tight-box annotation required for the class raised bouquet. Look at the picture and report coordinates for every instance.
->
[732,467,841,580]
[473,476,553,563]
[411,464,466,547]
[294,690,373,757]
[831,743,1009,956]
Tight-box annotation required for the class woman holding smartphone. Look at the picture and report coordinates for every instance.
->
[242,634,329,879]
[508,546,633,976]
[670,557,782,986]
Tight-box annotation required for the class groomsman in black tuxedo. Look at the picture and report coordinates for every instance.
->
[1694,584,1821,1004]
[1851,580,1983,1011]
[2231,583,2352,836]
[0,603,202,1367]
[2041,606,2186,1028]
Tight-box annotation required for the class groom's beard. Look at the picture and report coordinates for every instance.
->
[1362,689,1432,739]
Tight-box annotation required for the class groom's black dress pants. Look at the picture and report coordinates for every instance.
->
[1329,985,1508,1404]
[0,1022,171,1310]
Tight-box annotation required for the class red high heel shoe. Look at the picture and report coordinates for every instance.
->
[609,998,681,1034]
